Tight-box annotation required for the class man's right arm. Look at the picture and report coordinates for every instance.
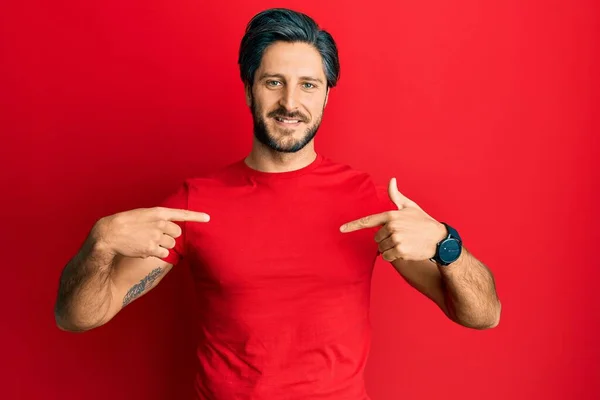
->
[54,228,173,332]
[54,206,210,332]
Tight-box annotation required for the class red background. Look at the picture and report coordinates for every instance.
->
[1,0,598,399]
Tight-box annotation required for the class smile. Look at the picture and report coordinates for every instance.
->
[274,117,302,124]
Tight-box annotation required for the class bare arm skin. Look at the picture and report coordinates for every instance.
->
[391,247,501,329]
[54,226,172,332]
[54,207,210,332]
[340,178,501,330]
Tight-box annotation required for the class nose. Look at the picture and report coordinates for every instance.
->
[278,86,298,112]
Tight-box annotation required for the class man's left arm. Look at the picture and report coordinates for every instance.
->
[391,247,501,329]
[340,177,501,330]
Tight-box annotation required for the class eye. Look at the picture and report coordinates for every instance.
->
[266,80,282,87]
[302,82,316,89]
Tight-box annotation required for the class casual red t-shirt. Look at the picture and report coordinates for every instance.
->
[160,153,396,400]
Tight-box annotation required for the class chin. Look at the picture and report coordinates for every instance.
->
[269,138,306,153]
[252,115,320,153]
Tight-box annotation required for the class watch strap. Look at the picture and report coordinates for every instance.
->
[442,222,462,243]
[432,222,462,266]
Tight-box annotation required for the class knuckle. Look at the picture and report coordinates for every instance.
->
[145,242,157,254]
[389,221,401,231]
[397,242,411,256]
[378,227,390,238]
[110,218,126,233]
[110,213,124,225]
[94,216,111,236]
[151,206,165,218]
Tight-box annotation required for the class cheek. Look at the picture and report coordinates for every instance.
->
[257,98,279,116]
[308,94,327,113]
[251,89,269,110]
[308,103,325,120]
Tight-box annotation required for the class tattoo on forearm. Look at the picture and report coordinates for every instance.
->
[122,267,164,306]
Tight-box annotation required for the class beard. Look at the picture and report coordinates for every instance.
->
[250,96,323,153]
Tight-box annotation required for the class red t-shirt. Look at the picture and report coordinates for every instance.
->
[160,153,395,400]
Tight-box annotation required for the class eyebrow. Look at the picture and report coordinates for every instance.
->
[259,73,325,85]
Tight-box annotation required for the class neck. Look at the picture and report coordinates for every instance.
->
[244,139,317,173]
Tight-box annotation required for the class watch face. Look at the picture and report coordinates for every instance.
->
[440,239,461,263]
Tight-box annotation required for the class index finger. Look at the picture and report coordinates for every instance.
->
[340,211,392,233]
[154,207,211,222]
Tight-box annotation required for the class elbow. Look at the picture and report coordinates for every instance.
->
[487,300,502,329]
[55,321,83,333]
[54,302,77,332]
[54,311,86,333]
[456,316,499,330]
[55,315,102,333]
[54,295,114,333]
[487,307,501,329]
[474,315,500,330]
[54,307,103,333]
[453,301,502,330]
[475,301,502,330]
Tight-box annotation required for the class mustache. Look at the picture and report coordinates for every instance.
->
[267,108,308,123]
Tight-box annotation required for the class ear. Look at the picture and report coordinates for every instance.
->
[244,84,252,107]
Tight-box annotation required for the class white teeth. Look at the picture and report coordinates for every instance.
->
[276,117,300,124]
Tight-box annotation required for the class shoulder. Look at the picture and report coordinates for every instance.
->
[159,159,240,204]
[319,154,375,186]
[321,155,396,210]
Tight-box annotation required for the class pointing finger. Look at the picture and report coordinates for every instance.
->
[340,211,393,233]
[154,207,211,223]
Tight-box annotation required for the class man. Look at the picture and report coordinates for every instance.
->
[54,8,501,400]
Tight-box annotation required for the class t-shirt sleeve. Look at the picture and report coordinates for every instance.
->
[157,181,189,266]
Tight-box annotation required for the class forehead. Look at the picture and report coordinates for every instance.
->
[257,41,326,80]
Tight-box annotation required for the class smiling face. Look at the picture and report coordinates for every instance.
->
[246,41,329,153]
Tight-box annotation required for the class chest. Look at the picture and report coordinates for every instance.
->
[184,184,382,290]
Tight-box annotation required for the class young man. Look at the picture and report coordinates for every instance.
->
[54,8,501,400]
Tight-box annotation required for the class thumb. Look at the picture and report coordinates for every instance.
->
[388,177,416,210]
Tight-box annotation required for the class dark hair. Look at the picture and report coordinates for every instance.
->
[238,8,340,89]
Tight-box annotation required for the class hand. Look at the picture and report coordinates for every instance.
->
[339,178,446,262]
[92,207,210,259]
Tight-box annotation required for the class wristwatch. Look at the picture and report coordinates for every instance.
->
[431,222,462,266]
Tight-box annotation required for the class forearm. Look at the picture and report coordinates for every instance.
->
[440,247,501,329]
[54,228,116,332]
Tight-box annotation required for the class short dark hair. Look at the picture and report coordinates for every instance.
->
[238,8,340,89]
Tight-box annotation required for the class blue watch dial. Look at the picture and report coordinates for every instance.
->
[439,238,461,263]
